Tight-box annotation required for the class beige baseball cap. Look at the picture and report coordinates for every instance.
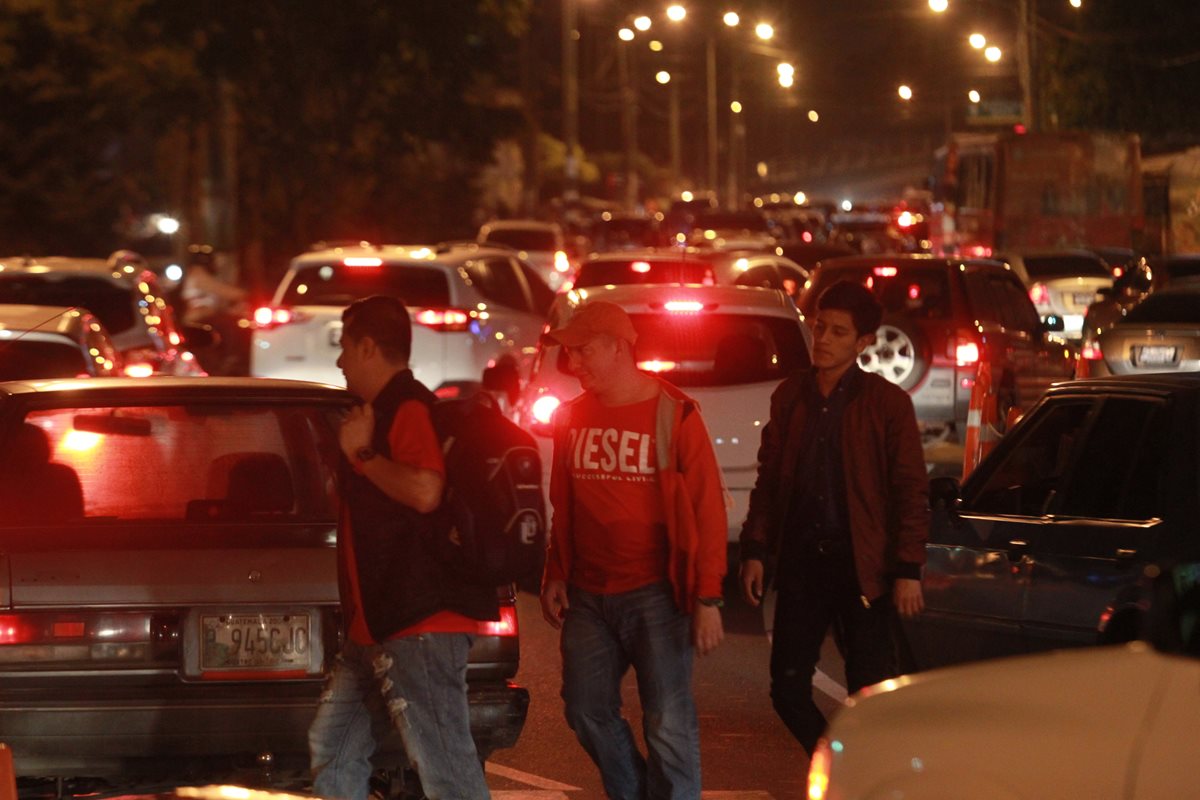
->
[543,301,638,348]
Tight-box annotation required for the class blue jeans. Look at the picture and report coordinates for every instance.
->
[308,635,489,800]
[561,582,701,800]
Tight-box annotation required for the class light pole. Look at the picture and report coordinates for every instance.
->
[562,0,580,202]
[616,30,640,210]
[657,70,681,191]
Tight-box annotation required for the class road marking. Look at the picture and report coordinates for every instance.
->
[814,668,848,703]
[486,762,581,791]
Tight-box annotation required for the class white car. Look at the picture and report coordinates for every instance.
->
[994,249,1114,338]
[809,563,1200,800]
[250,242,555,394]
[0,304,121,380]
[0,252,204,376]
[477,219,573,290]
[516,283,813,542]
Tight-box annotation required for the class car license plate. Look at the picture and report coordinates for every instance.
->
[201,613,311,673]
[1135,345,1177,366]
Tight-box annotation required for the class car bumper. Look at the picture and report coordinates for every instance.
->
[1,680,528,778]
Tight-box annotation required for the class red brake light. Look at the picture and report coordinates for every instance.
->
[531,395,562,426]
[123,363,155,378]
[956,341,980,366]
[664,300,704,313]
[1029,283,1051,306]
[253,306,303,330]
[343,257,382,268]
[873,266,898,277]
[908,284,921,300]
[638,359,677,373]
[478,605,519,637]
[1081,341,1103,360]
[414,308,470,332]
[434,385,462,399]
[896,211,916,229]
[967,245,993,258]
[631,261,652,274]
[802,231,814,243]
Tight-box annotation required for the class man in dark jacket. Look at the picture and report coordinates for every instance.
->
[739,280,929,755]
[308,295,495,800]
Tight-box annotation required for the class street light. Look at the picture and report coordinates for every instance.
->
[656,70,672,84]
[898,84,914,101]
[777,62,794,78]
[968,89,981,103]
[730,100,743,113]
[928,0,949,12]
[984,45,1002,62]
[723,11,740,27]
[618,27,635,41]
[968,32,986,49]
[666,5,687,23]
[794,191,807,205]
[1069,0,1082,7]
[649,39,664,51]
[755,22,774,40]
[778,73,794,88]
[634,15,652,31]
[807,109,819,122]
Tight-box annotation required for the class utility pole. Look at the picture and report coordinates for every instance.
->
[706,35,719,197]
[616,39,639,211]
[1016,0,1035,130]
[669,78,681,193]
[562,0,580,202]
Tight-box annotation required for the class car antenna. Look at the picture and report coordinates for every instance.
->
[0,306,85,351]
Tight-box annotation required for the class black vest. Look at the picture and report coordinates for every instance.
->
[343,370,498,641]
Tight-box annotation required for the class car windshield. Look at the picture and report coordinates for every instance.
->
[0,340,89,380]
[1021,255,1110,280]
[1123,292,1200,324]
[0,276,135,334]
[483,229,557,252]
[573,259,715,288]
[554,312,808,388]
[0,404,341,524]
[806,265,953,319]
[282,264,450,307]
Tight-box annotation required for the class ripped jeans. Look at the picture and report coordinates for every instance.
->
[308,635,489,800]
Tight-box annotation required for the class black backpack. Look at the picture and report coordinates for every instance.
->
[430,393,547,589]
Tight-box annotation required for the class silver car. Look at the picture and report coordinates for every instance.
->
[0,378,527,788]
[994,249,1114,339]
[0,304,121,379]
[1089,286,1200,376]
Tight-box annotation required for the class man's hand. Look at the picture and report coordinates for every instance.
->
[893,578,924,618]
[540,579,570,629]
[339,404,375,459]
[740,559,765,607]
[692,604,724,655]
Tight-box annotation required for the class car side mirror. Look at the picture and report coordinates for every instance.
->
[1042,314,1065,333]
[929,475,961,513]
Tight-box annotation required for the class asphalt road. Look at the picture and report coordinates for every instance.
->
[484,581,846,800]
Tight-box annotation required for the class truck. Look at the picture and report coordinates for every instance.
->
[928,131,1143,257]
[1142,146,1200,255]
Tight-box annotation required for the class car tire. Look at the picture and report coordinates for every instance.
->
[858,316,929,391]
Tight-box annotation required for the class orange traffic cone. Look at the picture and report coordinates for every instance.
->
[0,744,15,800]
[963,361,1002,479]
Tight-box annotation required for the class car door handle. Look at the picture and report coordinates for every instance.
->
[1006,539,1029,562]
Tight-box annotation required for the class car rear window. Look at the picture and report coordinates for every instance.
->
[0,341,89,380]
[1,404,341,524]
[0,276,136,334]
[803,265,953,320]
[557,313,809,387]
[1020,255,1110,280]
[1123,292,1200,324]
[483,229,558,252]
[282,264,450,307]
[573,259,716,288]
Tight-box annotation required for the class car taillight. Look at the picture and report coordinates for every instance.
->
[478,605,519,637]
[1029,283,1051,307]
[554,250,571,273]
[806,738,833,800]
[631,261,652,274]
[343,257,382,268]
[123,362,156,378]
[638,359,677,373]
[873,266,898,277]
[1112,266,1124,278]
[896,211,916,228]
[952,331,980,366]
[0,612,173,665]
[414,308,470,332]
[664,300,705,313]
[1081,340,1103,360]
[966,245,993,258]
[253,306,307,330]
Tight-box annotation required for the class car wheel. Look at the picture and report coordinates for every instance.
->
[858,316,928,391]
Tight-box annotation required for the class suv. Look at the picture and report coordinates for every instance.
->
[0,305,121,380]
[799,256,1076,437]
[250,243,554,395]
[515,284,812,543]
[570,249,810,301]
[0,252,204,377]
[992,249,1114,339]
[0,377,527,790]
[907,374,1200,671]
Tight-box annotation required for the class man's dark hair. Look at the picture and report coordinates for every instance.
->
[817,280,883,337]
[342,295,412,363]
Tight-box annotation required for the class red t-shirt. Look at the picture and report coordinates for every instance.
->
[341,400,479,645]
[566,393,668,594]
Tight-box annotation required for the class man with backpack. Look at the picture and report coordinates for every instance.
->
[309,295,495,800]
[539,301,727,800]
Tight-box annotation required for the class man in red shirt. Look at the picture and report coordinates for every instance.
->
[309,295,495,800]
[540,301,727,800]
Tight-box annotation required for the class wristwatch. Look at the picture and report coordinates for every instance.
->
[697,596,724,608]
[355,446,378,463]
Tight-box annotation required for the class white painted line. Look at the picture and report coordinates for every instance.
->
[485,761,582,791]
[814,668,848,703]
[490,793,570,800]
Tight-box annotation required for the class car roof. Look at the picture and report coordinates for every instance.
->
[583,248,728,264]
[0,256,148,285]
[1045,373,1200,399]
[481,219,560,232]
[0,376,353,403]
[815,254,1004,272]
[290,243,513,270]
[0,304,91,334]
[996,248,1104,259]
[556,283,797,317]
